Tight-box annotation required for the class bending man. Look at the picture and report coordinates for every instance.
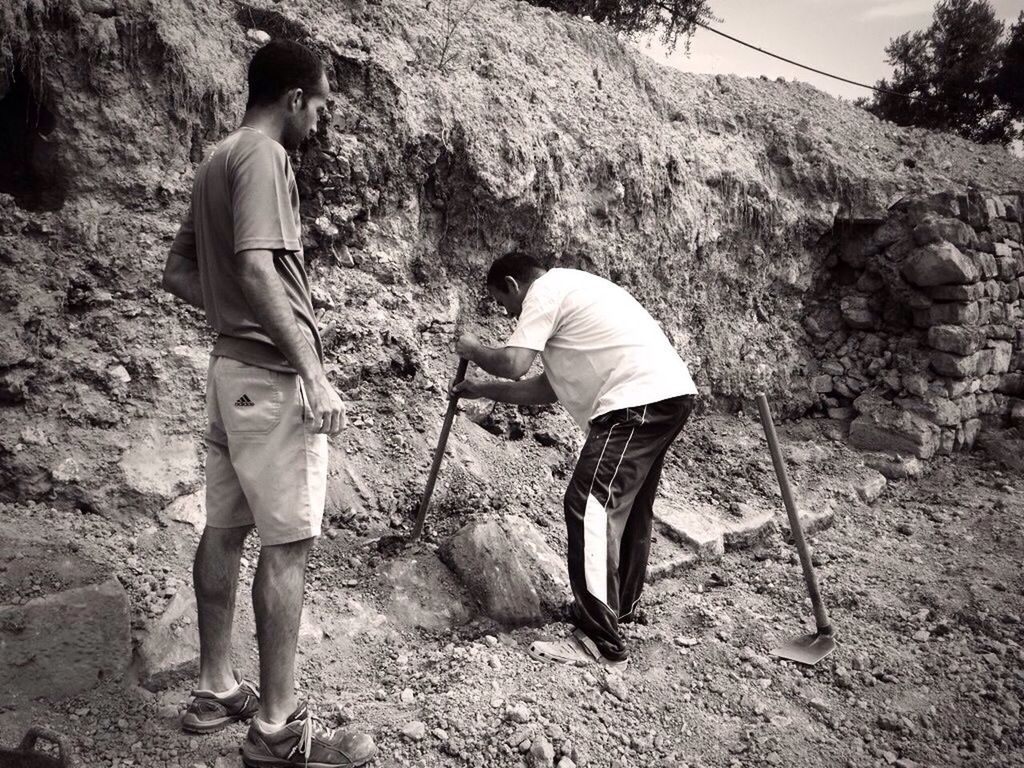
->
[454,253,697,669]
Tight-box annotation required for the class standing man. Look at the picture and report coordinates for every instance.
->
[453,253,697,669]
[162,40,375,767]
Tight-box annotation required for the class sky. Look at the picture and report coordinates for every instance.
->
[640,0,1024,102]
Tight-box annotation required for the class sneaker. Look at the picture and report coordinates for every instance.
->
[528,627,629,671]
[242,703,376,767]
[181,671,261,734]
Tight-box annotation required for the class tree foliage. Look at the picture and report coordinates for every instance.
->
[529,0,714,50]
[867,0,1024,144]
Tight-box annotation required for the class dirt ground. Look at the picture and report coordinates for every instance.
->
[1,410,1021,768]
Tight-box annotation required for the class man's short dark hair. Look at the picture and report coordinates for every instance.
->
[246,40,325,109]
[486,252,545,291]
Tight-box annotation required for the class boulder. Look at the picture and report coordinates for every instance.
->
[902,373,929,397]
[1,577,131,705]
[856,471,887,503]
[914,302,980,327]
[849,407,941,459]
[924,283,983,301]
[864,454,923,480]
[989,341,1013,375]
[135,591,201,691]
[959,394,979,421]
[976,252,998,278]
[911,216,977,249]
[896,394,961,427]
[811,374,833,394]
[119,425,201,503]
[927,325,983,356]
[839,296,876,329]
[955,419,982,451]
[901,242,978,286]
[161,488,206,531]
[383,553,472,631]
[930,350,983,379]
[440,516,570,626]
[852,390,889,415]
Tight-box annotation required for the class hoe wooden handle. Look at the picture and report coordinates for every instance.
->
[756,393,832,635]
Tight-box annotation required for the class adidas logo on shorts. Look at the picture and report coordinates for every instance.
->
[235,394,255,407]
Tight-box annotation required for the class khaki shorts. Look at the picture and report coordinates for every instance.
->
[204,355,327,545]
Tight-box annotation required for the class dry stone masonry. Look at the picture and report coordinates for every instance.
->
[807,190,1024,458]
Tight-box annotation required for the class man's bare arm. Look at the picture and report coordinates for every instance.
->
[162,253,204,309]
[233,249,345,435]
[452,373,557,406]
[456,333,537,379]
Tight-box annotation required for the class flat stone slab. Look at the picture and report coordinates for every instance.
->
[779,501,837,538]
[720,504,778,550]
[646,551,698,584]
[655,497,833,562]
[653,500,725,559]
[1,577,131,705]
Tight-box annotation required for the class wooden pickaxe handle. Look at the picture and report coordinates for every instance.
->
[410,358,469,540]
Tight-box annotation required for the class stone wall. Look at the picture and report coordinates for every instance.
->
[804,190,1024,459]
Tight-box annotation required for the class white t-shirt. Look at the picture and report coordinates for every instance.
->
[506,268,697,430]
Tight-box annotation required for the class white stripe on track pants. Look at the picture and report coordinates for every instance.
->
[563,394,695,661]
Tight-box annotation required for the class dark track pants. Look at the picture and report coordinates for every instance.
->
[564,394,695,661]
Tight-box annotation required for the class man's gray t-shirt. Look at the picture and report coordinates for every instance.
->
[170,127,322,372]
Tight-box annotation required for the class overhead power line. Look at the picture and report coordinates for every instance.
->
[692,20,1012,112]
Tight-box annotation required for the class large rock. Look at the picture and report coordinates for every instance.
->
[924,282,984,301]
[913,302,980,327]
[997,373,1024,396]
[930,349,984,379]
[134,591,200,691]
[911,216,977,249]
[927,325,983,356]
[989,341,1013,375]
[839,296,876,329]
[849,406,941,459]
[901,242,978,286]
[119,424,201,503]
[161,487,206,531]
[439,516,570,626]
[896,394,962,427]
[383,553,472,631]
[0,577,131,705]
[864,454,924,480]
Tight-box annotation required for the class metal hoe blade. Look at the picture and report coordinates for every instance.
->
[771,632,837,666]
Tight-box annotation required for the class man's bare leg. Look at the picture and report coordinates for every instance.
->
[252,537,313,723]
[194,525,253,692]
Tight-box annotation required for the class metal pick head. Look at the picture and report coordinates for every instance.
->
[770,632,837,666]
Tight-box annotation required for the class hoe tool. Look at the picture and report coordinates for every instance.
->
[756,393,837,665]
[410,357,469,541]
